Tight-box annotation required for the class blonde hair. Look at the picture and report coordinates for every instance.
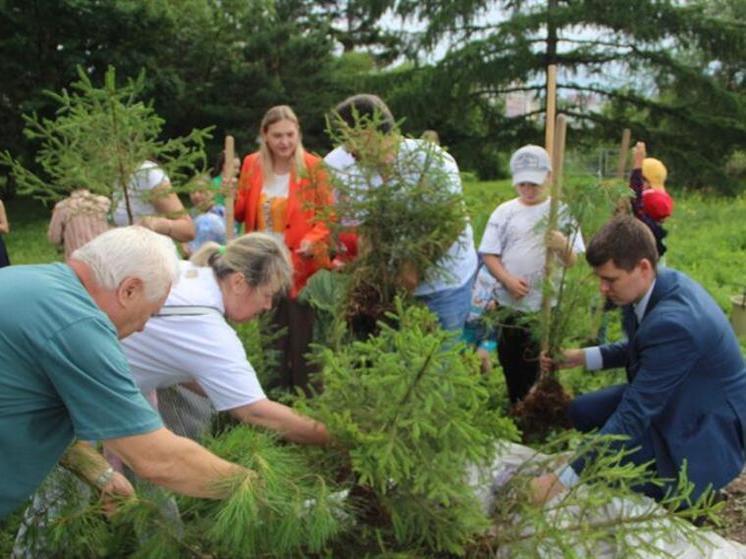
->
[259,105,306,183]
[190,233,292,294]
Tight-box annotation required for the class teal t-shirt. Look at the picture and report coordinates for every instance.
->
[0,263,163,518]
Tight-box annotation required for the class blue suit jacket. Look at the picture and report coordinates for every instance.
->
[575,268,746,499]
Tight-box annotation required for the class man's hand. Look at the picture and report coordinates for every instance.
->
[503,274,529,300]
[540,349,585,372]
[100,471,135,516]
[530,473,567,506]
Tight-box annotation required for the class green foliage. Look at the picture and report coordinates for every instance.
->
[18,430,346,558]
[180,427,347,557]
[0,66,211,219]
[323,113,469,326]
[298,301,519,554]
[1,197,61,265]
[234,312,286,392]
[0,510,22,558]
[487,433,726,558]
[358,0,746,189]
[538,175,630,356]
[298,268,352,351]
[2,182,745,556]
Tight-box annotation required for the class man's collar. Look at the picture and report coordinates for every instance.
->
[633,278,656,323]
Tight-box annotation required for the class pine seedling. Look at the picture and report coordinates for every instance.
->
[0,66,211,222]
[111,489,191,559]
[297,300,519,554]
[18,468,207,559]
[179,426,348,557]
[320,111,468,335]
[22,470,113,558]
[513,172,631,440]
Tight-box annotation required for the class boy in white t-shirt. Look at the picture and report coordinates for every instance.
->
[479,145,585,403]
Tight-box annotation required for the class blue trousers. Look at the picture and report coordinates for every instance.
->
[569,384,664,500]
[416,276,474,332]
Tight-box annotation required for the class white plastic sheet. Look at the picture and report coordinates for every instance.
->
[468,442,746,559]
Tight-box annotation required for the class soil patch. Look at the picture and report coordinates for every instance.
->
[719,468,746,544]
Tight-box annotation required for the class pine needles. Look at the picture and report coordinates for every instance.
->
[180,426,347,557]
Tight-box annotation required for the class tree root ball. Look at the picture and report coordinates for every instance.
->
[511,375,573,443]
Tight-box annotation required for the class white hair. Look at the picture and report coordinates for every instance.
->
[72,226,180,301]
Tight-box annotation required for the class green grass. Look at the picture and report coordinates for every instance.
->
[3,182,746,325]
[3,197,61,265]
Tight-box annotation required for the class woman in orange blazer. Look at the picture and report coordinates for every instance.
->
[235,105,332,391]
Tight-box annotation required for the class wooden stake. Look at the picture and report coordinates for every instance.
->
[222,135,236,241]
[552,115,567,189]
[616,128,631,179]
[540,114,567,356]
[544,64,557,161]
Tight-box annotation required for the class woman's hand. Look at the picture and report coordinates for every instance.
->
[296,239,314,259]
[633,141,646,169]
[136,216,171,236]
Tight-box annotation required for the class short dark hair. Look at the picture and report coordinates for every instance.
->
[586,215,658,272]
[333,94,395,134]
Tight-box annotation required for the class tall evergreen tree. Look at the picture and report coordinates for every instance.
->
[371,0,746,187]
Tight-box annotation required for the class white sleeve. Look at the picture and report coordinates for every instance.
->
[584,347,604,371]
[177,318,266,411]
[323,147,355,172]
[144,166,167,189]
[431,144,462,195]
[478,208,505,255]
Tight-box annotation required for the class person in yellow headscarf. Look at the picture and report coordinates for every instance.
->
[629,142,674,257]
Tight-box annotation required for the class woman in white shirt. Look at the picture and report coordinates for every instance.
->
[121,232,329,445]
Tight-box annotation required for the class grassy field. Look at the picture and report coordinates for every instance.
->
[4,179,746,327]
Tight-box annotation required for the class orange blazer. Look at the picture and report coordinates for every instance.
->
[235,151,332,297]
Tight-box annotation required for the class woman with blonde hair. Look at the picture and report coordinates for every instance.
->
[235,105,333,391]
[120,233,330,445]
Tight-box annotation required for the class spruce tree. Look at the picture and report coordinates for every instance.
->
[0,66,211,221]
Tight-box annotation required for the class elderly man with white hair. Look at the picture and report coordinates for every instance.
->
[0,226,249,520]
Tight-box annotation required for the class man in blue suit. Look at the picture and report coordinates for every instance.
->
[531,215,746,504]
